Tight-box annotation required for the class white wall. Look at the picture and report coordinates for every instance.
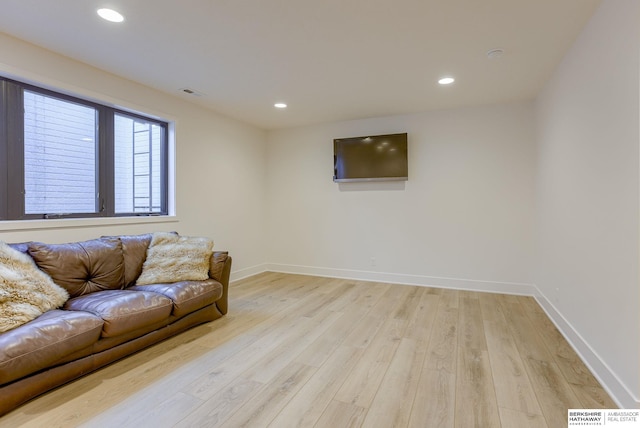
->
[0,33,268,279]
[266,102,536,293]
[534,0,640,408]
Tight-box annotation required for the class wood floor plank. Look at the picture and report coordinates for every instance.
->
[517,296,617,411]
[267,345,364,428]
[0,273,617,428]
[408,291,457,428]
[484,318,543,416]
[350,281,391,310]
[455,295,501,428]
[318,279,365,313]
[182,309,339,400]
[497,295,584,428]
[370,282,417,319]
[295,308,369,367]
[84,391,203,428]
[242,310,343,384]
[498,407,548,428]
[206,278,331,346]
[524,357,583,428]
[293,281,356,318]
[8,335,215,428]
[409,367,455,428]
[403,291,439,343]
[520,297,598,385]
[440,289,460,310]
[571,384,618,409]
[361,338,425,428]
[392,285,425,321]
[479,294,544,417]
[314,400,367,428]
[174,377,263,427]
[423,304,458,374]
[341,313,387,349]
[333,316,407,408]
[218,362,317,428]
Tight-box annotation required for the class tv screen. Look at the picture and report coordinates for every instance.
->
[333,133,408,182]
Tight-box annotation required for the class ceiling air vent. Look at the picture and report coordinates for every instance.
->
[180,88,204,97]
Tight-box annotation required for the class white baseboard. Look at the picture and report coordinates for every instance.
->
[265,263,537,295]
[533,288,639,409]
[229,263,268,282]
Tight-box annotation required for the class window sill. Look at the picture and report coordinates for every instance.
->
[0,215,179,232]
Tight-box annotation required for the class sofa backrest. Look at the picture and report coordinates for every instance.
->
[115,233,152,288]
[27,237,125,298]
[7,243,29,255]
[12,233,223,298]
[10,234,153,297]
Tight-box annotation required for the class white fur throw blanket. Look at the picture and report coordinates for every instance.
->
[136,232,214,286]
[0,242,69,333]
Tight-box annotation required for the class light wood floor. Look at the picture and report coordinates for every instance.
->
[0,272,616,428]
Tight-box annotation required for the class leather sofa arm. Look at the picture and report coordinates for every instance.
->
[210,251,231,315]
[209,251,229,282]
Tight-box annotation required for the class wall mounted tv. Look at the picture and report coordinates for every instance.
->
[333,132,408,182]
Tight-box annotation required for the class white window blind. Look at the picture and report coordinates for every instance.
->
[23,91,97,214]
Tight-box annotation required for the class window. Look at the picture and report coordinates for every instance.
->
[0,77,168,220]
[114,114,164,214]
[23,90,98,214]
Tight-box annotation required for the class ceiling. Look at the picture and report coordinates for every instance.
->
[0,0,601,130]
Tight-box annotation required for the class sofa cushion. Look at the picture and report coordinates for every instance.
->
[103,233,152,288]
[0,242,69,333]
[136,233,214,286]
[129,279,223,318]
[28,238,125,298]
[0,309,103,385]
[64,290,172,338]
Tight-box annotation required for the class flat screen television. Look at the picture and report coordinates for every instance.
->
[333,133,408,182]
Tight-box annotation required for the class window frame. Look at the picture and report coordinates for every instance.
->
[0,76,169,220]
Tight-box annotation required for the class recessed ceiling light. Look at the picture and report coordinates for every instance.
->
[274,103,287,109]
[438,77,455,85]
[97,8,124,23]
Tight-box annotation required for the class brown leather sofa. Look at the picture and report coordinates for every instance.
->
[0,233,231,416]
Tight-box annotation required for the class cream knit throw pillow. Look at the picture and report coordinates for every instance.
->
[136,232,214,286]
[0,242,69,333]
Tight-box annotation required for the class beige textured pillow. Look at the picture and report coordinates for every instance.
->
[0,242,69,333]
[136,232,214,286]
